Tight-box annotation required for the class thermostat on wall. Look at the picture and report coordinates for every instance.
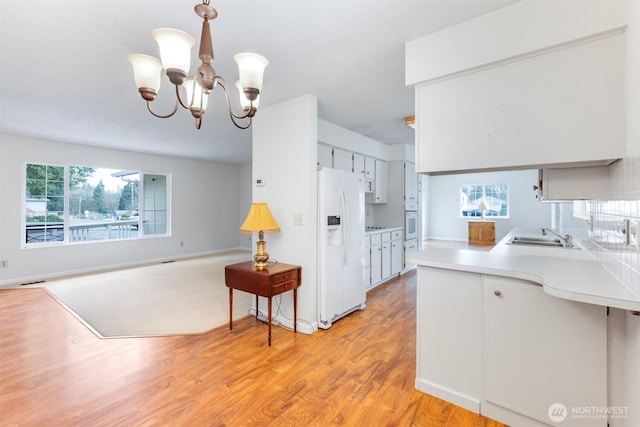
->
[256,178,265,187]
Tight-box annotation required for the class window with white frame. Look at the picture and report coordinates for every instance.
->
[24,164,169,245]
[460,184,509,219]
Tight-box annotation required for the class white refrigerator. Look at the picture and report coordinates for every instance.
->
[318,167,366,329]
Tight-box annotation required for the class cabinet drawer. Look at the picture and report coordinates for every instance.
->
[273,270,299,285]
[382,232,391,243]
[370,233,381,245]
[391,230,403,240]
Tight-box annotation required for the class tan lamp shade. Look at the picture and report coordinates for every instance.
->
[240,202,280,268]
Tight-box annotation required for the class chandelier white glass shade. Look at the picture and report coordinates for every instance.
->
[127,0,268,130]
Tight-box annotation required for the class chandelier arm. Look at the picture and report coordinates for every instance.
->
[175,84,192,110]
[146,99,180,119]
[216,78,254,120]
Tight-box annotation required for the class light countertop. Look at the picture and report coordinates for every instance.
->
[365,226,403,235]
[407,228,640,311]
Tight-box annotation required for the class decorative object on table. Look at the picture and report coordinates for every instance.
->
[127,0,268,130]
[240,202,280,268]
[476,199,488,222]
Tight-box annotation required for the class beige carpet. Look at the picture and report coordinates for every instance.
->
[43,251,253,338]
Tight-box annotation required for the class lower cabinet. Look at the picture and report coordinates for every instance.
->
[381,232,391,279]
[483,276,607,427]
[416,267,608,427]
[366,229,403,289]
[391,235,403,275]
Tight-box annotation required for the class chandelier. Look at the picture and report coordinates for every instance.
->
[127,0,268,130]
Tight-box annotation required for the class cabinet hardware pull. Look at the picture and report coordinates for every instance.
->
[494,290,502,297]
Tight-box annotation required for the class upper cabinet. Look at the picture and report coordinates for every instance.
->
[415,33,624,174]
[373,159,388,204]
[404,161,418,209]
[535,166,610,201]
[406,0,628,175]
[333,147,353,172]
[317,143,386,200]
[317,143,333,169]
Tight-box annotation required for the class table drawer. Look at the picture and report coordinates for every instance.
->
[273,269,299,285]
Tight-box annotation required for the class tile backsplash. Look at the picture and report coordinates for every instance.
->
[560,157,640,299]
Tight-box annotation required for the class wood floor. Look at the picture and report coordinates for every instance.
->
[0,270,506,426]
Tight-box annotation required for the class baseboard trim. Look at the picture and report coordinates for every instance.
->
[415,378,480,414]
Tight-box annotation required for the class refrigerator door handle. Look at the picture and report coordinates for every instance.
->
[340,187,347,267]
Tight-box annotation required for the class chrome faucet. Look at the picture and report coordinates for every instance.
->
[541,227,573,248]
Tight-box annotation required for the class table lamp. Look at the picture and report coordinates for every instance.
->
[240,202,281,268]
[476,199,488,222]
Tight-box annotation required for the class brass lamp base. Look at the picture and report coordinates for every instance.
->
[253,232,270,269]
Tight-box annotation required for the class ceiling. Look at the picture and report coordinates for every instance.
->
[0,0,518,165]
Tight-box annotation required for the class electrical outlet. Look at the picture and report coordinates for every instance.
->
[294,213,303,225]
[0,260,8,268]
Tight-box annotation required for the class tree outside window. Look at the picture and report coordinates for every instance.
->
[24,164,168,245]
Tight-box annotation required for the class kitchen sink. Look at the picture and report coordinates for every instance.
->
[507,236,574,248]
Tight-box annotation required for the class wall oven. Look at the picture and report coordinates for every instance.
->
[405,211,418,241]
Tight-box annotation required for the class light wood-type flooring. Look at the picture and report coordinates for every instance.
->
[0,270,506,426]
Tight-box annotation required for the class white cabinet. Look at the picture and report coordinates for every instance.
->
[364,156,375,180]
[373,159,388,204]
[536,166,609,201]
[381,232,391,279]
[416,33,624,174]
[367,229,403,288]
[483,276,607,427]
[391,230,403,275]
[370,233,382,285]
[416,269,607,424]
[404,239,418,270]
[404,161,418,209]
[416,267,483,412]
[353,153,366,180]
[333,147,353,172]
[317,143,332,169]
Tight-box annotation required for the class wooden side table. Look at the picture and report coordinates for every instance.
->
[224,261,301,346]
[468,221,495,246]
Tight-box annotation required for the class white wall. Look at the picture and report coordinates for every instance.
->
[0,133,245,286]
[426,169,551,242]
[252,94,318,333]
[238,163,253,249]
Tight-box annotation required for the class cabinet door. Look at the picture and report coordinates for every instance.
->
[364,157,375,180]
[483,277,606,427]
[381,242,391,278]
[404,239,418,270]
[540,166,609,201]
[391,239,403,275]
[370,243,382,284]
[317,144,333,169]
[333,148,353,172]
[374,159,388,204]
[404,161,417,204]
[353,153,366,180]
[416,33,624,173]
